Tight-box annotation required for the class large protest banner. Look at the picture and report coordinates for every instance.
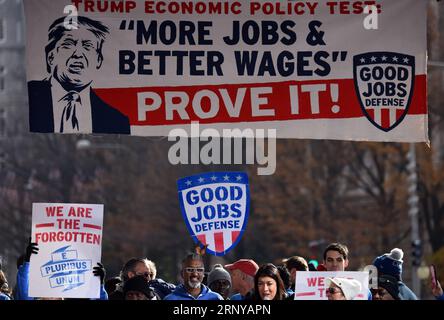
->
[178,172,249,256]
[24,0,427,142]
[29,203,104,299]
[294,271,369,300]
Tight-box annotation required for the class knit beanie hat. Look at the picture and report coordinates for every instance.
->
[373,248,403,279]
[123,275,155,299]
[378,274,400,300]
[207,264,231,286]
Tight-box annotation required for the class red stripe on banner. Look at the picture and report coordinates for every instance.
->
[295,292,316,297]
[36,223,54,228]
[214,232,224,253]
[197,234,206,246]
[381,108,390,129]
[94,76,427,126]
[231,231,240,244]
[83,224,102,230]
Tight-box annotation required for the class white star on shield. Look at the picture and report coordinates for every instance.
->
[211,175,217,181]
[185,180,192,186]
[198,177,205,183]
[371,56,377,62]
[223,175,230,181]
[382,56,387,61]
[236,175,242,181]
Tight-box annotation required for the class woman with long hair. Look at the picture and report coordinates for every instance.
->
[252,263,287,301]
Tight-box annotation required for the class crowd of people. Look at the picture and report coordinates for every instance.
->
[0,241,443,301]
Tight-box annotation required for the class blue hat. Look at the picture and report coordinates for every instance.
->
[373,248,403,279]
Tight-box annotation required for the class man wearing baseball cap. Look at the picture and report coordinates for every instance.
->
[224,259,259,300]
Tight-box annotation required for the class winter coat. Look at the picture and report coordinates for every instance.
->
[164,283,223,300]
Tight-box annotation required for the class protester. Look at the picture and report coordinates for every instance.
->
[207,264,232,300]
[276,265,293,296]
[123,275,158,300]
[14,238,38,300]
[225,259,259,300]
[282,256,308,290]
[252,263,287,301]
[373,248,418,300]
[164,253,223,300]
[110,257,174,300]
[323,242,372,300]
[323,243,349,272]
[371,274,400,300]
[326,277,362,300]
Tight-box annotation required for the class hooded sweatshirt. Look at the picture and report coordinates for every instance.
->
[164,283,223,300]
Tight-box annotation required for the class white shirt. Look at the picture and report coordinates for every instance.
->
[51,78,93,134]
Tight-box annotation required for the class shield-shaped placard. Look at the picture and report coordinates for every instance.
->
[353,52,415,132]
[178,172,249,256]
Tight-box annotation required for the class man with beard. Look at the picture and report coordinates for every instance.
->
[28,16,130,134]
[164,253,223,300]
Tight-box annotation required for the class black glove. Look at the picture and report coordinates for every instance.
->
[93,262,106,285]
[25,237,39,262]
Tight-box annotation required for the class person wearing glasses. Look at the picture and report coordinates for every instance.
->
[164,253,223,300]
[325,277,362,300]
[109,258,154,300]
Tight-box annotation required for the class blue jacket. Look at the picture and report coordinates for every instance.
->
[230,290,254,300]
[149,278,176,299]
[15,262,31,300]
[398,282,418,300]
[230,293,243,300]
[164,284,223,300]
[15,262,107,300]
[0,292,11,300]
[436,294,444,301]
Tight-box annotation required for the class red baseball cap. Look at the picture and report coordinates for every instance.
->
[224,259,259,277]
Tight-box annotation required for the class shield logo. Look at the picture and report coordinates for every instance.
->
[353,52,415,131]
[178,172,250,256]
